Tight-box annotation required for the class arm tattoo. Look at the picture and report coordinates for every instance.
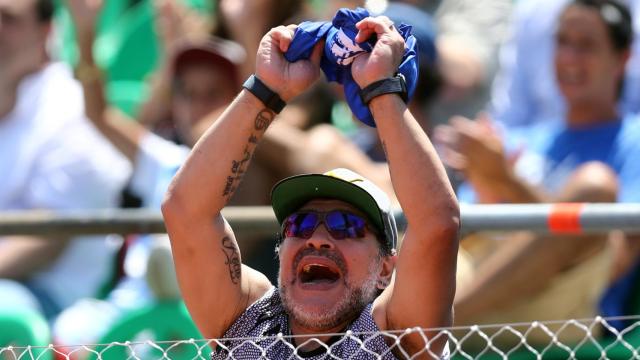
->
[222,108,275,200]
[254,110,273,130]
[221,236,241,284]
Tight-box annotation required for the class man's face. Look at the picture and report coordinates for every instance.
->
[172,63,236,143]
[277,199,393,332]
[0,0,47,65]
[554,5,628,107]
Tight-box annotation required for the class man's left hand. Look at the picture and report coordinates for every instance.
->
[351,16,405,88]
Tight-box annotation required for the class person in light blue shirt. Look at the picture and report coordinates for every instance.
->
[436,0,640,339]
[490,0,640,129]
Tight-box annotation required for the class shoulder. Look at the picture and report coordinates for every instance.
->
[616,114,640,153]
[219,285,283,338]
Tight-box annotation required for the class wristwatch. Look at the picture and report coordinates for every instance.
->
[74,62,103,84]
[359,73,408,105]
[242,75,286,114]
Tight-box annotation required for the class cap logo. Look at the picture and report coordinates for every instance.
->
[324,170,364,183]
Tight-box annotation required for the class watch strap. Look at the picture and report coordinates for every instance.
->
[359,74,408,105]
[242,75,286,113]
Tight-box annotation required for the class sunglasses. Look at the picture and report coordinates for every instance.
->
[281,210,373,240]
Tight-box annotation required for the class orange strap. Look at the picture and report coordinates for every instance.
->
[548,203,585,234]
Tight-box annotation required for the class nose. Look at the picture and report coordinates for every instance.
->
[304,224,335,250]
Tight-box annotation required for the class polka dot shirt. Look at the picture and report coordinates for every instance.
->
[211,287,400,359]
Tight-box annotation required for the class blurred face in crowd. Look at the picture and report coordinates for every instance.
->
[171,63,236,143]
[554,4,629,109]
[0,0,49,66]
[277,199,394,332]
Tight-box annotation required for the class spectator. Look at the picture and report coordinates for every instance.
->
[435,0,640,344]
[415,0,513,131]
[53,0,248,345]
[490,0,640,130]
[213,0,304,80]
[162,15,459,357]
[0,0,130,321]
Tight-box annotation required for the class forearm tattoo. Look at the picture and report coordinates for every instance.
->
[221,236,241,284]
[222,109,275,201]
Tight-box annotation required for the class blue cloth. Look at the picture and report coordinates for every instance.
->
[515,116,640,203]
[285,8,418,127]
[458,115,640,204]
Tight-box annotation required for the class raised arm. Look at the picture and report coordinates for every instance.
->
[161,25,323,339]
[67,0,146,162]
[351,16,460,354]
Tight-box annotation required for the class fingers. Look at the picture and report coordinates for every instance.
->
[450,116,484,141]
[474,111,500,136]
[433,124,458,149]
[437,117,486,156]
[355,16,396,43]
[270,25,297,53]
[310,39,325,66]
[433,125,467,171]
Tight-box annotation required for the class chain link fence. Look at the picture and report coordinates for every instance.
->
[3,316,640,359]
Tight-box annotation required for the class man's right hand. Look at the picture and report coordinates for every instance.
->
[255,25,323,102]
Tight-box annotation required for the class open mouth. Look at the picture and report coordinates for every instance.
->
[299,263,341,284]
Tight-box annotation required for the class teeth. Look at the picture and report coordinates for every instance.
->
[303,265,311,273]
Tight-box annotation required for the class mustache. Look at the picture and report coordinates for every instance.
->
[292,247,348,276]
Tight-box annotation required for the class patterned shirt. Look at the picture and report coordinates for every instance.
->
[211,287,399,359]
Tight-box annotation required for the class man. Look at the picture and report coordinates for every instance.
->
[51,0,247,346]
[436,0,640,343]
[0,0,129,319]
[162,15,460,359]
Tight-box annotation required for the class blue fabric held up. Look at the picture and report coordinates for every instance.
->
[284,7,418,127]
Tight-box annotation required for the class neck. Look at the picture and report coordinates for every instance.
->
[0,58,48,119]
[0,83,18,119]
[566,99,619,128]
[288,319,350,351]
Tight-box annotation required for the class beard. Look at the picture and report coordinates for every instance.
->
[278,251,382,331]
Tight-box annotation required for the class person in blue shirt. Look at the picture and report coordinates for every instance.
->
[435,0,640,342]
[489,0,640,130]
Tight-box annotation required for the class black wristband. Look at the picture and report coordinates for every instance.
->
[242,75,286,114]
[359,73,408,105]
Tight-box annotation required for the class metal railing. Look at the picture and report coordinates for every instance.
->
[1,203,639,236]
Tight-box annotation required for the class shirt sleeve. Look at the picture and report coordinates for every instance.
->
[618,119,640,203]
[25,123,131,210]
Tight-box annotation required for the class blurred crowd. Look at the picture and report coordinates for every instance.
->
[1,0,640,352]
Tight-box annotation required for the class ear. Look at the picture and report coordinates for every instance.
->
[376,254,397,290]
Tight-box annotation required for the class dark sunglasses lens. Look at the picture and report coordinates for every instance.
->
[345,213,366,238]
[326,211,367,239]
[325,211,348,239]
[284,212,319,239]
[282,214,298,238]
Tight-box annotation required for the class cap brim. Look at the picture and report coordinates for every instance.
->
[271,174,385,236]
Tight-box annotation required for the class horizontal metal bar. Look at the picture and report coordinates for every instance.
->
[0,204,638,237]
[458,203,640,233]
